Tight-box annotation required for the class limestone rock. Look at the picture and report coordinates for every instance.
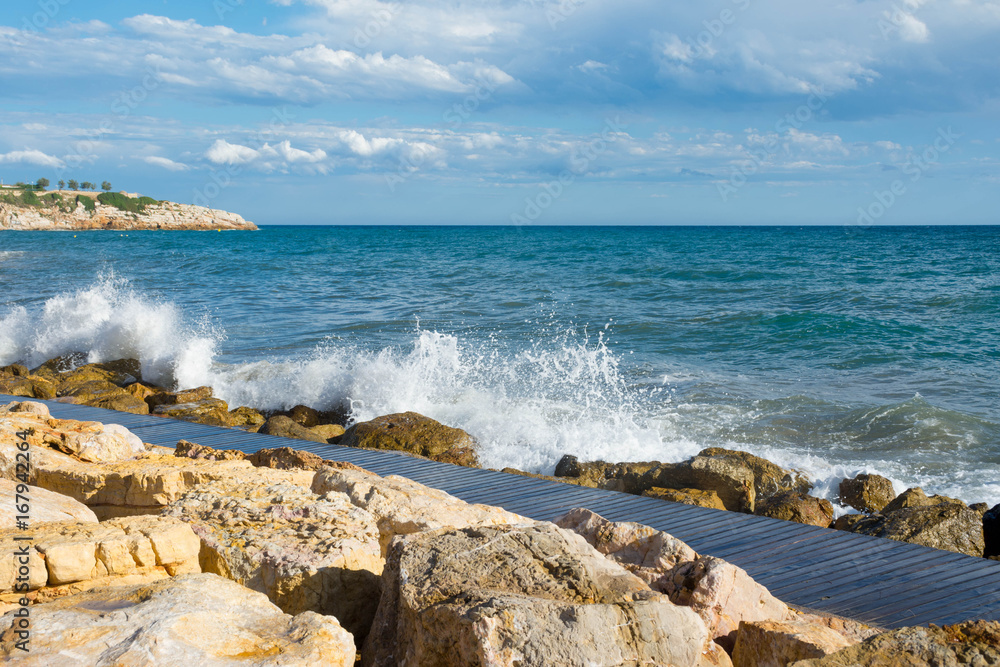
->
[555,507,698,593]
[698,448,811,500]
[790,621,1000,666]
[849,504,985,557]
[553,454,658,491]
[644,486,728,510]
[153,397,232,427]
[833,513,866,532]
[163,477,382,640]
[0,408,146,463]
[0,197,258,231]
[0,400,49,417]
[248,446,325,469]
[312,466,526,554]
[340,411,480,466]
[984,504,1000,559]
[556,508,789,651]
[838,474,895,513]
[883,487,966,513]
[288,404,321,427]
[3,436,311,518]
[756,492,834,527]
[0,515,200,595]
[175,439,247,461]
[0,574,353,665]
[363,523,729,667]
[260,415,329,443]
[673,555,792,652]
[228,405,266,431]
[733,619,854,667]
[0,373,56,400]
[639,456,757,513]
[0,480,98,526]
[309,423,346,440]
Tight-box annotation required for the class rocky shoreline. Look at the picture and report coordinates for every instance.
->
[3,397,999,664]
[0,191,256,231]
[1,355,996,563]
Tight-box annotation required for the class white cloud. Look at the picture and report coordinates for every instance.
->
[206,140,261,165]
[876,140,902,150]
[0,149,64,168]
[143,156,189,171]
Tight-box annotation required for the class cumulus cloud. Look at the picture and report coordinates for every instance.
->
[143,156,189,171]
[206,140,262,166]
[0,149,64,168]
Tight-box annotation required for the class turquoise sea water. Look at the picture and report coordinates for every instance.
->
[1,225,998,508]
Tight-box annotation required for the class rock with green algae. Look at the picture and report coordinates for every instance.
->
[789,621,1000,666]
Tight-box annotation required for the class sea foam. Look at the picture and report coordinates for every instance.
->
[2,277,997,508]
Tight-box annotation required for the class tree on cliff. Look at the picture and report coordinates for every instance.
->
[68,179,79,190]
[36,178,49,191]
[81,181,94,191]
[101,181,112,192]
[58,180,65,190]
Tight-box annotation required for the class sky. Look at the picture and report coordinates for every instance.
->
[0,0,998,225]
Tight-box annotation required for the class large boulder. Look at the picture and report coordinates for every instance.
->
[556,508,789,651]
[733,619,854,667]
[0,406,147,463]
[883,487,966,513]
[339,411,480,467]
[228,405,266,431]
[755,492,834,527]
[848,504,985,557]
[312,466,526,555]
[0,574,356,665]
[0,480,98,526]
[2,433,311,519]
[260,415,329,443]
[0,515,200,608]
[163,477,383,640]
[175,439,247,461]
[790,621,1000,666]
[555,507,698,594]
[637,457,757,513]
[838,474,895,513]
[0,372,56,400]
[643,486,728,510]
[553,454,658,490]
[363,522,730,667]
[697,448,811,501]
[153,397,232,426]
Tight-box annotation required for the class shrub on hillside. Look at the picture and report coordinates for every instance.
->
[96,192,158,213]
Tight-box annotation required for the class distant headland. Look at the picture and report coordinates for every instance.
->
[0,178,256,231]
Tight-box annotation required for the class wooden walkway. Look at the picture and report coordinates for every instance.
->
[6,394,1000,629]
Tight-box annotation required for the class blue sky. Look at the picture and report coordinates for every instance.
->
[1,0,997,225]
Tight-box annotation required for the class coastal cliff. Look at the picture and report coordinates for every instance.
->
[0,190,256,231]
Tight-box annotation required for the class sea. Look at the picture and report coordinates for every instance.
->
[1,225,998,511]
